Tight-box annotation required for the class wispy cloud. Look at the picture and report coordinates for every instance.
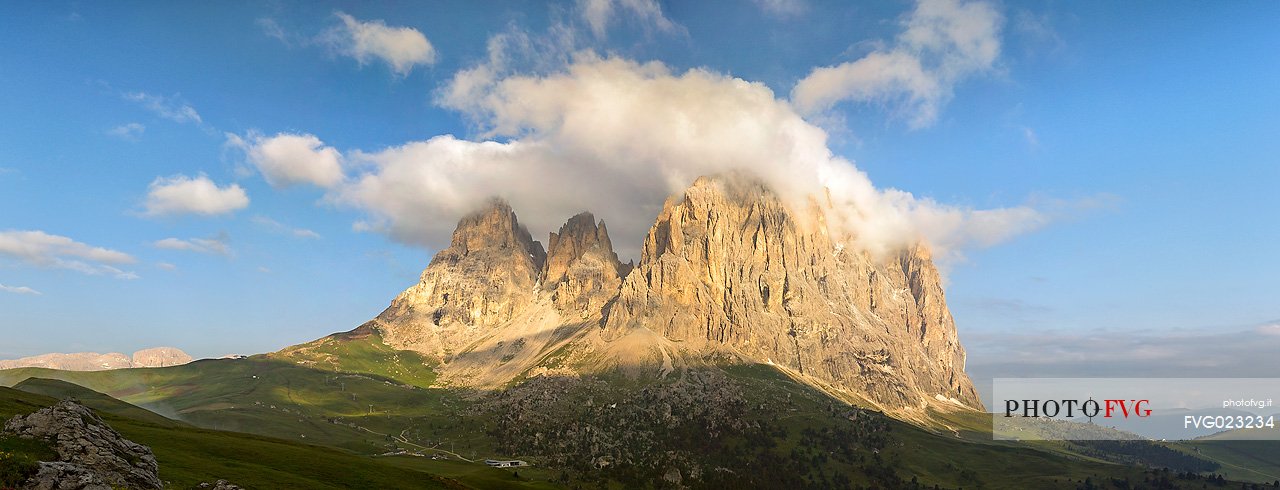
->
[1257,321,1280,337]
[0,230,137,279]
[325,13,436,76]
[257,18,290,44]
[1021,126,1039,150]
[122,92,203,125]
[251,215,320,239]
[0,283,41,295]
[792,0,1004,128]
[107,122,145,141]
[578,0,679,38]
[154,233,232,257]
[142,174,249,217]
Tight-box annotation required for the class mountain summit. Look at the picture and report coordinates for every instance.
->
[359,175,980,414]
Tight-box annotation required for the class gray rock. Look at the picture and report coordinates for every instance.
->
[196,480,245,490]
[4,399,162,489]
[22,462,111,490]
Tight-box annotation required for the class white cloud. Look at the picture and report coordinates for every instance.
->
[334,54,1045,261]
[0,230,137,279]
[154,234,231,256]
[142,174,249,217]
[578,0,678,38]
[329,12,435,76]
[226,132,344,188]
[123,92,203,125]
[107,122,145,141]
[251,215,321,239]
[1257,322,1280,336]
[0,284,41,295]
[156,262,177,271]
[792,0,1003,127]
[753,0,807,18]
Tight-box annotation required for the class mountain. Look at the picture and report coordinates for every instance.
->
[603,176,979,413]
[361,174,979,417]
[0,347,192,371]
[7,173,1249,488]
[0,175,1255,488]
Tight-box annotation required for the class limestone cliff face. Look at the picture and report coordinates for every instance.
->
[542,212,626,317]
[358,175,980,413]
[601,177,980,410]
[375,199,547,358]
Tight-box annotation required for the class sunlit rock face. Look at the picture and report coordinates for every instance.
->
[375,199,547,358]
[542,212,626,317]
[602,176,979,410]
[363,175,980,413]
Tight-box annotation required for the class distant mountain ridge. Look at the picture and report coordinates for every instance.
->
[0,347,192,371]
[357,174,981,416]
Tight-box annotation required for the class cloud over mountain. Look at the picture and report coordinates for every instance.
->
[235,0,1043,264]
[334,54,1042,261]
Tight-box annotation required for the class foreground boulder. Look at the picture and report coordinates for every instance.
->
[4,399,162,489]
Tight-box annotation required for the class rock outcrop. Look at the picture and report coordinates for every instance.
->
[24,461,111,490]
[4,399,162,489]
[0,348,192,372]
[542,212,627,316]
[351,174,981,414]
[602,176,979,410]
[196,480,245,490]
[375,199,547,359]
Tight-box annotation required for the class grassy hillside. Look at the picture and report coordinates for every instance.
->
[0,356,479,456]
[3,332,1274,489]
[0,386,464,489]
[12,377,188,428]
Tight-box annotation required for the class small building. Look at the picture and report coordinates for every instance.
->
[484,459,529,468]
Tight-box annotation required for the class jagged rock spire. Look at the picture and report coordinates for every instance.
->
[373,199,546,359]
[542,212,626,314]
[361,177,981,413]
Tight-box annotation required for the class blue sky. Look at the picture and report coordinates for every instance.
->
[1,1,1277,387]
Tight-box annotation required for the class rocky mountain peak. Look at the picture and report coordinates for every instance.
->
[354,174,980,414]
[542,212,627,315]
[543,211,624,286]
[448,198,546,267]
[374,199,547,358]
[604,174,981,411]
